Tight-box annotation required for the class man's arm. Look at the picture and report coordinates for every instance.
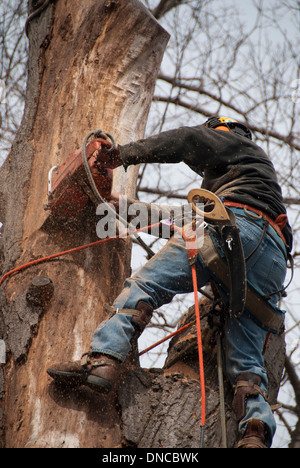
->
[118,125,256,170]
[97,124,259,171]
[107,191,191,238]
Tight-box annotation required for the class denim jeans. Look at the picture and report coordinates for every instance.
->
[91,207,287,443]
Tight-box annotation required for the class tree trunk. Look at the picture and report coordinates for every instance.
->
[0,0,169,448]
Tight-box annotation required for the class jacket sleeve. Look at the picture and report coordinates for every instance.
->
[118,196,191,238]
[118,125,256,170]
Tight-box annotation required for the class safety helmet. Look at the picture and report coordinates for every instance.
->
[204,116,252,140]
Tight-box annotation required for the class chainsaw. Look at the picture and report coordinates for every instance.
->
[45,135,113,217]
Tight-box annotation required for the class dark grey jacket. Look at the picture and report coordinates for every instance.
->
[119,125,292,251]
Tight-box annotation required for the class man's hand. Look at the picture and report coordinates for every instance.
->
[105,190,121,210]
[95,139,122,169]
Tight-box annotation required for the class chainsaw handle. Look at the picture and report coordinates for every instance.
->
[188,188,230,223]
[48,165,59,196]
[93,130,116,153]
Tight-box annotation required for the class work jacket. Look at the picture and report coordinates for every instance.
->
[119,125,292,252]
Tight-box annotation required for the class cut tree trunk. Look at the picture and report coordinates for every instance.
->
[0,0,169,448]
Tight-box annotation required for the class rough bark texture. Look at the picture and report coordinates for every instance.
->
[0,0,169,448]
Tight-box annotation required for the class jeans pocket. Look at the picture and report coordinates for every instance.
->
[262,255,286,304]
[237,217,261,253]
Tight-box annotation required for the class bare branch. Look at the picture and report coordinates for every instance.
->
[151,0,186,19]
[153,90,300,152]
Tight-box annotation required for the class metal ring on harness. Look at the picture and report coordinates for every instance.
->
[244,207,262,220]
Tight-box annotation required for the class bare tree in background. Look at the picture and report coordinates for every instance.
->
[0,0,27,158]
[0,0,299,448]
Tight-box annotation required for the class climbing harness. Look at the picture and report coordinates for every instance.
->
[223,200,294,301]
[223,200,288,246]
[188,188,247,319]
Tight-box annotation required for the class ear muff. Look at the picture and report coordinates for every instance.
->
[215,126,230,132]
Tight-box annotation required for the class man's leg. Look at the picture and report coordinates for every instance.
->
[223,208,287,447]
[90,235,211,361]
[47,235,211,391]
[225,313,276,447]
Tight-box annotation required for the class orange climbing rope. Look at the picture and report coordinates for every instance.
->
[0,223,162,288]
[192,262,206,437]
[139,322,192,356]
[171,223,206,444]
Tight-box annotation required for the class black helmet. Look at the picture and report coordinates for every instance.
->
[204,116,252,140]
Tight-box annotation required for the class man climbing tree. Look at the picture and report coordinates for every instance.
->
[1,0,297,450]
[48,116,292,448]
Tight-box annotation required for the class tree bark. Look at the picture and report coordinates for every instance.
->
[0,0,169,448]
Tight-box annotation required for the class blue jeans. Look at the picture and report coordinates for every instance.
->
[91,207,287,444]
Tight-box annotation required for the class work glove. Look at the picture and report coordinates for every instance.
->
[105,190,121,210]
[95,138,122,169]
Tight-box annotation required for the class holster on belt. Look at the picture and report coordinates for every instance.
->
[198,230,284,335]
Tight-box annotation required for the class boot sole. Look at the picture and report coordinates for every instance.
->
[86,374,112,393]
[47,368,84,387]
[47,368,112,393]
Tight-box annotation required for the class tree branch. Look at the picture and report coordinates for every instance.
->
[153,92,300,151]
[152,0,184,19]
[139,186,300,207]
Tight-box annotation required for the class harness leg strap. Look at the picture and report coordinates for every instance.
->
[110,301,153,335]
[130,301,154,334]
[232,372,268,421]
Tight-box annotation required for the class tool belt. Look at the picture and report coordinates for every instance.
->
[188,188,285,335]
[199,229,284,334]
[223,200,287,245]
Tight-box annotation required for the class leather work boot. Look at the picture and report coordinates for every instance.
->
[237,419,267,448]
[47,353,119,393]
